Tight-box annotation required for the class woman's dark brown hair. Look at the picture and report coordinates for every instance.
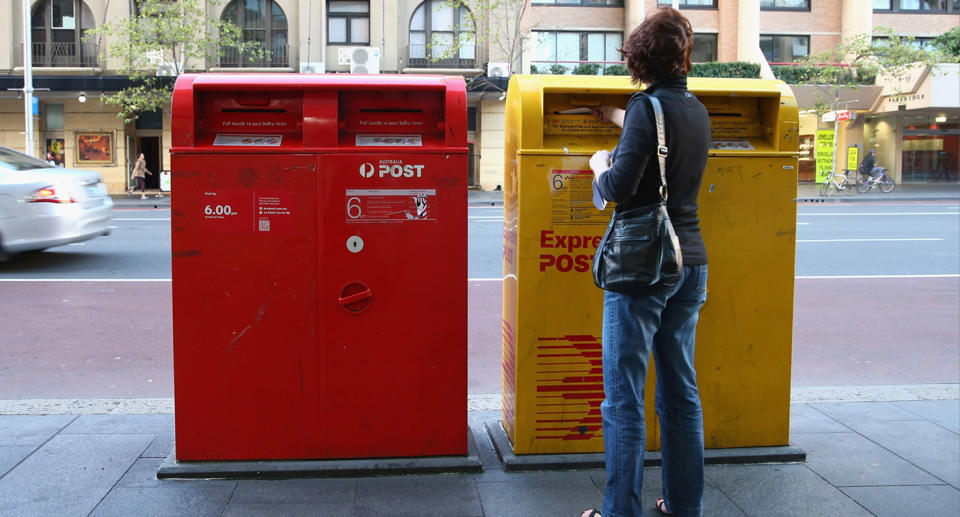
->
[620,7,694,84]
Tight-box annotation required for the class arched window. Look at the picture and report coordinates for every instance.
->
[30,0,97,67]
[220,0,288,67]
[408,0,475,68]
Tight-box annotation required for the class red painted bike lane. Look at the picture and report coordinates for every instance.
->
[0,278,957,399]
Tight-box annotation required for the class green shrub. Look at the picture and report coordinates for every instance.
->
[689,61,761,78]
[529,65,539,74]
[770,65,821,83]
[548,64,568,75]
[605,64,630,76]
[572,63,602,75]
[771,64,876,85]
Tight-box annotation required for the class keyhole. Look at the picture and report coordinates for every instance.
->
[346,236,364,253]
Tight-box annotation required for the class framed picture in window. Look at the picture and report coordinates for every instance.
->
[75,131,115,165]
[45,137,65,167]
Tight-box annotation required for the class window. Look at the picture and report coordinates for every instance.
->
[30,0,96,67]
[657,0,717,8]
[760,35,809,63]
[533,0,624,5]
[220,0,288,67]
[874,0,956,10]
[532,31,623,74]
[691,34,718,63]
[328,1,369,45]
[45,103,65,130]
[873,35,938,51]
[760,0,810,9]
[408,0,476,68]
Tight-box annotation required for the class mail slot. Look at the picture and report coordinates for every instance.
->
[171,74,468,461]
[502,75,799,454]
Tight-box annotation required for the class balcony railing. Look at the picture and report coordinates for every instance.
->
[17,42,99,68]
[218,44,290,68]
[407,45,476,69]
[530,60,627,75]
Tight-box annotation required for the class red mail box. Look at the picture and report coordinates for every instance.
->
[170,74,468,461]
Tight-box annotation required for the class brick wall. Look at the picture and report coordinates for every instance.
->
[874,13,960,37]
[523,6,626,31]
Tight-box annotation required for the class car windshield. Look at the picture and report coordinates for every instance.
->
[0,147,55,171]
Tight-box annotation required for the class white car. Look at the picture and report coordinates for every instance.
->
[0,146,113,260]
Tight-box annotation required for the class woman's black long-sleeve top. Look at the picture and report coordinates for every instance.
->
[595,76,711,265]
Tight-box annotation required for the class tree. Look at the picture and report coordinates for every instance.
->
[85,0,264,122]
[444,0,529,75]
[792,27,943,113]
[931,26,960,62]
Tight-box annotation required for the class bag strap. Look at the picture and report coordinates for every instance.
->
[646,95,668,202]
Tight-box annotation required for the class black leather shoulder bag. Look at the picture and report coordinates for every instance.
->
[591,93,683,293]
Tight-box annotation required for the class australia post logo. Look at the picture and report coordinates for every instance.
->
[359,159,425,179]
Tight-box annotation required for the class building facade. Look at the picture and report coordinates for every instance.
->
[0,0,957,192]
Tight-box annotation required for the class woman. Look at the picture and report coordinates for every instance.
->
[581,8,711,517]
[129,153,152,200]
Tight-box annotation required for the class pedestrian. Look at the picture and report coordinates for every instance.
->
[582,7,711,517]
[935,151,952,182]
[129,152,152,200]
[46,151,56,166]
[859,148,876,180]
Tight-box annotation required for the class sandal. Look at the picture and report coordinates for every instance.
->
[655,498,672,515]
[580,510,602,517]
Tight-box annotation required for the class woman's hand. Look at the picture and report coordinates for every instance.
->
[593,105,625,128]
[589,149,612,180]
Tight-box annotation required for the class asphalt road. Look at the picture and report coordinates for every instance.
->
[0,202,957,399]
[1,202,957,279]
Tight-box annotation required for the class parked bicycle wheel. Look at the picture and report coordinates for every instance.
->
[880,176,895,193]
[856,175,870,193]
[840,178,856,196]
[819,179,831,196]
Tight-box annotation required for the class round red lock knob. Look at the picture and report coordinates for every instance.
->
[338,282,372,314]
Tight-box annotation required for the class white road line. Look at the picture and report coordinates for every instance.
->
[0,278,172,282]
[796,274,960,279]
[2,384,956,414]
[798,212,959,216]
[4,278,502,283]
[3,275,957,283]
[797,222,811,225]
[797,238,944,243]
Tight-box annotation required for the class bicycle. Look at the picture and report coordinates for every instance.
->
[856,166,895,193]
[819,169,856,196]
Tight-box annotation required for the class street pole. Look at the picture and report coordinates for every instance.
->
[830,98,859,180]
[22,0,35,157]
[832,98,839,176]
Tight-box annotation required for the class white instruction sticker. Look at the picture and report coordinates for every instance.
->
[709,139,754,151]
[345,188,436,223]
[213,134,283,147]
[355,134,423,147]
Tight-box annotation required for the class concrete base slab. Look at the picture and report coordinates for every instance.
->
[485,421,806,472]
[157,430,483,479]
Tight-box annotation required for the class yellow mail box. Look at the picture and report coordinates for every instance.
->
[502,75,799,455]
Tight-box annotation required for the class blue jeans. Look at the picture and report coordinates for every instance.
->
[601,264,708,517]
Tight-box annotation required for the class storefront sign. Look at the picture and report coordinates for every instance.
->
[815,130,835,184]
[821,110,851,122]
[847,146,859,172]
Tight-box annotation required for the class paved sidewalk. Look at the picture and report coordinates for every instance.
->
[110,183,960,209]
[0,395,957,516]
